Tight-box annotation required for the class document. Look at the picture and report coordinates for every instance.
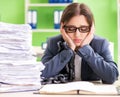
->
[37,81,120,95]
[0,83,40,93]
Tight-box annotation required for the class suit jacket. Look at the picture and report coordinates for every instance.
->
[41,35,119,84]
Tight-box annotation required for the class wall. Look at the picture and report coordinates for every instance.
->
[0,0,24,23]
[77,0,118,63]
[0,0,118,63]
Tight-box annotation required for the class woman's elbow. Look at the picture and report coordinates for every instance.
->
[102,71,119,84]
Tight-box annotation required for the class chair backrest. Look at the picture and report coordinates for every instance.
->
[109,42,114,60]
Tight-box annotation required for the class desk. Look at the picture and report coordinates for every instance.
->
[0,92,119,97]
[0,80,120,97]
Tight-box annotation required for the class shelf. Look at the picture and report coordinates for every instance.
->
[29,3,70,7]
[32,29,60,32]
[25,0,66,32]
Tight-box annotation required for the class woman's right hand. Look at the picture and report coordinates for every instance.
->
[60,24,76,51]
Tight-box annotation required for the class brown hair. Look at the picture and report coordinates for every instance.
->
[60,3,94,28]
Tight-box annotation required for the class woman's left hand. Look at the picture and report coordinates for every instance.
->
[80,23,95,47]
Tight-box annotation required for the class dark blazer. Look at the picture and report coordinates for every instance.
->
[41,35,119,84]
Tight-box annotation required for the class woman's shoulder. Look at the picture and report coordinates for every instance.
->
[48,34,63,41]
[46,34,64,49]
[93,35,107,41]
[92,35,109,44]
[91,35,109,50]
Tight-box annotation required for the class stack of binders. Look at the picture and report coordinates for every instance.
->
[27,10,37,29]
[49,0,73,3]
[54,10,63,29]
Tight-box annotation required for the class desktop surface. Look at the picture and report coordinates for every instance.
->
[0,79,120,97]
[0,91,119,97]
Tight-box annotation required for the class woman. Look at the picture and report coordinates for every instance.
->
[41,3,119,84]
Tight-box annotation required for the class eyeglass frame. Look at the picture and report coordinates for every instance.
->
[62,25,90,33]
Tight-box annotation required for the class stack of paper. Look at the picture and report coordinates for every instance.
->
[0,62,44,85]
[0,22,45,92]
[0,61,45,93]
[0,22,36,62]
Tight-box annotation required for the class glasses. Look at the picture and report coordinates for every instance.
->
[63,25,90,33]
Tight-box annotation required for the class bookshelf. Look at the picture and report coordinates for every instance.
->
[25,0,70,32]
[24,0,72,58]
[32,29,59,32]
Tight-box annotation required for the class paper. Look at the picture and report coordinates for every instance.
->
[0,22,45,93]
[39,81,118,95]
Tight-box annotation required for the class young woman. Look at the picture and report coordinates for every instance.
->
[41,3,119,84]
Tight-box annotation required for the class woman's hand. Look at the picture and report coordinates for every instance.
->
[80,23,95,47]
[60,24,76,51]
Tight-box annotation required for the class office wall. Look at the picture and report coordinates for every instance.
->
[0,0,24,23]
[77,0,118,63]
[0,0,118,63]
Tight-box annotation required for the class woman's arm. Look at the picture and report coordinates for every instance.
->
[77,39,119,84]
[41,38,74,78]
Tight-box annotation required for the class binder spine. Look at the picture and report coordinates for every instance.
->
[27,10,32,28]
[54,10,63,29]
[54,10,59,29]
[48,0,54,3]
[67,0,73,3]
[48,0,73,3]
[31,10,37,29]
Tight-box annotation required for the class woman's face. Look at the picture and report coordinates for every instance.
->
[64,15,90,47]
